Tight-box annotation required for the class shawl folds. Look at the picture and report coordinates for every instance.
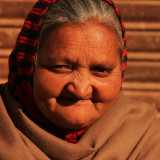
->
[1,84,160,160]
[1,0,160,159]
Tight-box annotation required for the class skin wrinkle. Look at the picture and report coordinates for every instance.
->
[37,23,120,68]
[33,22,121,129]
[42,46,118,72]
[37,20,121,63]
[38,22,120,58]
[68,69,92,99]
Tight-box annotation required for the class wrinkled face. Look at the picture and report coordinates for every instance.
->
[33,22,121,129]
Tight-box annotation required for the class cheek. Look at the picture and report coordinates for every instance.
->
[96,72,121,102]
[33,69,65,98]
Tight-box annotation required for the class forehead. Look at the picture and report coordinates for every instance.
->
[39,22,119,64]
[47,22,117,47]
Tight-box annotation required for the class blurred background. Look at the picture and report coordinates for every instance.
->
[0,0,160,109]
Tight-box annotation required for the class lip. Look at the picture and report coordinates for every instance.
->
[56,97,92,106]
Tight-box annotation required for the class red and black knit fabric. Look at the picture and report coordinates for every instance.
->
[8,0,127,143]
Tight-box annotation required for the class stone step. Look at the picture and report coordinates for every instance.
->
[116,1,160,22]
[0,0,35,18]
[128,52,160,61]
[125,61,160,82]
[0,18,24,28]
[0,28,20,49]
[123,90,160,111]
[126,31,160,52]
[125,22,160,31]
[123,81,160,91]
[0,48,12,57]
[0,0,160,22]
[123,82,160,109]
[1,27,160,51]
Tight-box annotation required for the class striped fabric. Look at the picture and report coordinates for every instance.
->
[8,0,127,121]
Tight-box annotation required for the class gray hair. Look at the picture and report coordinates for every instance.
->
[38,0,123,58]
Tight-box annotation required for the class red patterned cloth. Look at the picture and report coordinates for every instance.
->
[64,127,89,143]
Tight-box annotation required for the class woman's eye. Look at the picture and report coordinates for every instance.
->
[91,67,112,77]
[50,65,72,73]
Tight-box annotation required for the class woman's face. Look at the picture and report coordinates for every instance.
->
[33,22,121,129]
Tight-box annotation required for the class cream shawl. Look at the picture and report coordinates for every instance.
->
[0,83,160,160]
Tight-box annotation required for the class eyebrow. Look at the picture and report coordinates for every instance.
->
[42,51,116,68]
[45,56,74,65]
[90,63,115,70]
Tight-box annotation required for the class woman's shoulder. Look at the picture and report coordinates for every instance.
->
[120,92,160,159]
[114,91,158,118]
[135,115,160,160]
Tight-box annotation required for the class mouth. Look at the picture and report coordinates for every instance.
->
[56,97,92,106]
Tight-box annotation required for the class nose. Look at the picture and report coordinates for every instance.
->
[65,73,93,99]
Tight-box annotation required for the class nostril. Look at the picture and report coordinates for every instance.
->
[65,83,75,93]
[65,81,93,99]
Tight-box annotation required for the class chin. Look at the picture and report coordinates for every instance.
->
[61,121,92,130]
[53,111,98,129]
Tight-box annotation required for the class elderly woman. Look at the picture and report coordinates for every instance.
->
[0,0,160,159]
